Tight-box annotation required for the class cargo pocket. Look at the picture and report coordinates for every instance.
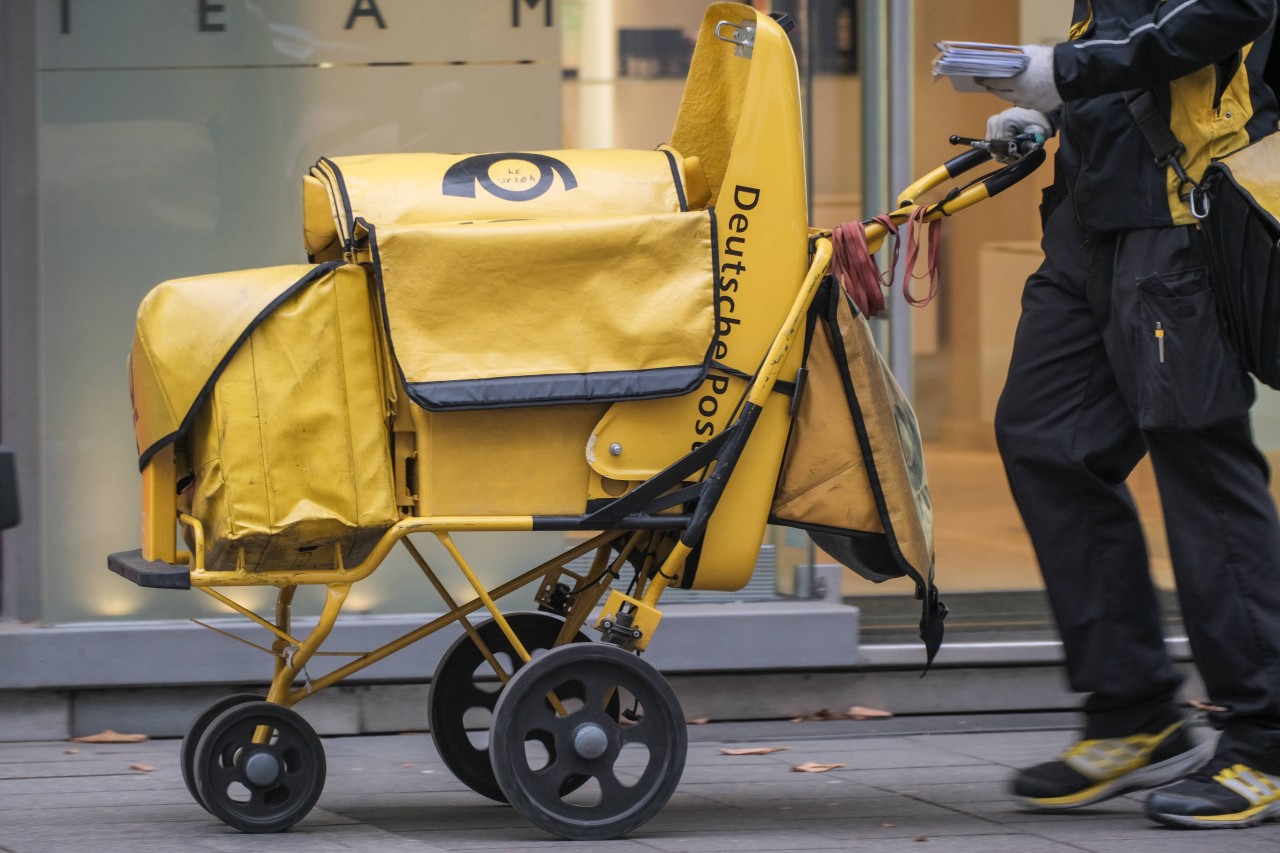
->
[1137,266,1252,431]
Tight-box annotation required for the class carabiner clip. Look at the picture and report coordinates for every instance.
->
[1189,185,1211,221]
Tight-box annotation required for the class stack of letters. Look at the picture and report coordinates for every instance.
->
[932,41,1029,92]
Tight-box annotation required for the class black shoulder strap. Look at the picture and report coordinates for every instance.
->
[1124,88,1205,212]
[1124,89,1185,166]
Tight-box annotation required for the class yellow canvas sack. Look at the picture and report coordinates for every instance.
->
[304,147,710,261]
[130,262,398,572]
[770,278,946,663]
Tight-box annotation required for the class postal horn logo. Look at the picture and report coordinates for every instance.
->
[442,153,578,202]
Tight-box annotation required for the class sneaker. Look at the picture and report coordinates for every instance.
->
[1146,760,1280,828]
[1011,721,1213,810]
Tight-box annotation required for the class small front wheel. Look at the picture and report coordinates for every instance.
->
[192,701,326,833]
[180,693,262,811]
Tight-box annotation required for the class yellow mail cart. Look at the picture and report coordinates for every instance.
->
[110,3,1043,840]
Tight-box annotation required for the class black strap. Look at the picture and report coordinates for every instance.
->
[709,361,797,399]
[1124,89,1206,213]
[1124,90,1186,167]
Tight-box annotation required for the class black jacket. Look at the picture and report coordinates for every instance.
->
[1051,0,1279,231]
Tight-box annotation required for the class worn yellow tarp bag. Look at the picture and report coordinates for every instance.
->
[304,147,710,261]
[362,209,718,410]
[129,262,398,572]
[770,278,945,662]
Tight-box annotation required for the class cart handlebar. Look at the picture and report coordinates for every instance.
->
[860,132,1046,250]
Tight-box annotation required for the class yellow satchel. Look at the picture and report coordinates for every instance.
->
[130,262,398,572]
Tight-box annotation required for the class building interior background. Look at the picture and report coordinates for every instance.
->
[20,0,1280,651]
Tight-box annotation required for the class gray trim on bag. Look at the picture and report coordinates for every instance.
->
[406,364,710,411]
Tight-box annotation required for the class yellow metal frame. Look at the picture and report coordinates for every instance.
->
[187,527,631,708]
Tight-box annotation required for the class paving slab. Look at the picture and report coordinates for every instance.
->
[0,715,1279,853]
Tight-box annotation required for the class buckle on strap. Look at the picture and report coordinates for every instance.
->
[1153,141,1186,169]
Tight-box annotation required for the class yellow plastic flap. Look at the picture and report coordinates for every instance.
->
[129,263,346,468]
[307,148,707,254]
[590,4,808,479]
[586,4,810,589]
[670,3,756,207]
[365,210,717,410]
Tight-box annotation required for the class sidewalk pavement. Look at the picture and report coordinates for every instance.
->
[3,713,1280,853]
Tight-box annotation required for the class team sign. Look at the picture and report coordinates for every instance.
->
[41,1,559,68]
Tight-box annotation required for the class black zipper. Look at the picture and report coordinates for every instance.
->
[1212,52,1242,113]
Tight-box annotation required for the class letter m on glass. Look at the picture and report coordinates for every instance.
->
[512,0,553,27]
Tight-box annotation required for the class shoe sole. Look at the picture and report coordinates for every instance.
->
[1148,800,1280,829]
[1013,738,1214,811]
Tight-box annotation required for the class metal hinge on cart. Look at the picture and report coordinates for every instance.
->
[716,19,755,57]
[715,11,794,59]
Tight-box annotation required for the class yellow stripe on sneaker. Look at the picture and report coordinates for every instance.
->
[1061,722,1183,782]
[1208,763,1280,820]
[1026,779,1120,807]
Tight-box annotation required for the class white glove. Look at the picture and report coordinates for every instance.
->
[980,44,1062,113]
[985,107,1051,162]
[986,107,1050,142]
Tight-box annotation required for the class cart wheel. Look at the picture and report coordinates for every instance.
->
[429,612,604,802]
[490,643,687,840]
[181,693,262,811]
[192,701,326,833]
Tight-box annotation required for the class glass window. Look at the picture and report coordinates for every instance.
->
[34,1,564,620]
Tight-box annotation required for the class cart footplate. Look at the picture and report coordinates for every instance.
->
[108,550,191,589]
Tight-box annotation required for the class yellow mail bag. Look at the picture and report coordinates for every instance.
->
[129,262,398,571]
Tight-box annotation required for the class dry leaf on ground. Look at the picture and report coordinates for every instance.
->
[790,708,844,722]
[686,716,711,725]
[70,730,149,744]
[791,761,847,773]
[719,747,789,756]
[130,763,157,772]
[64,748,80,755]
[847,706,893,720]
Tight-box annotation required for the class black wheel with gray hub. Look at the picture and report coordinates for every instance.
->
[429,611,605,802]
[489,642,687,840]
[192,700,325,833]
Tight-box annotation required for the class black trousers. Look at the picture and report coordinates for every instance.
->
[995,199,1280,764]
